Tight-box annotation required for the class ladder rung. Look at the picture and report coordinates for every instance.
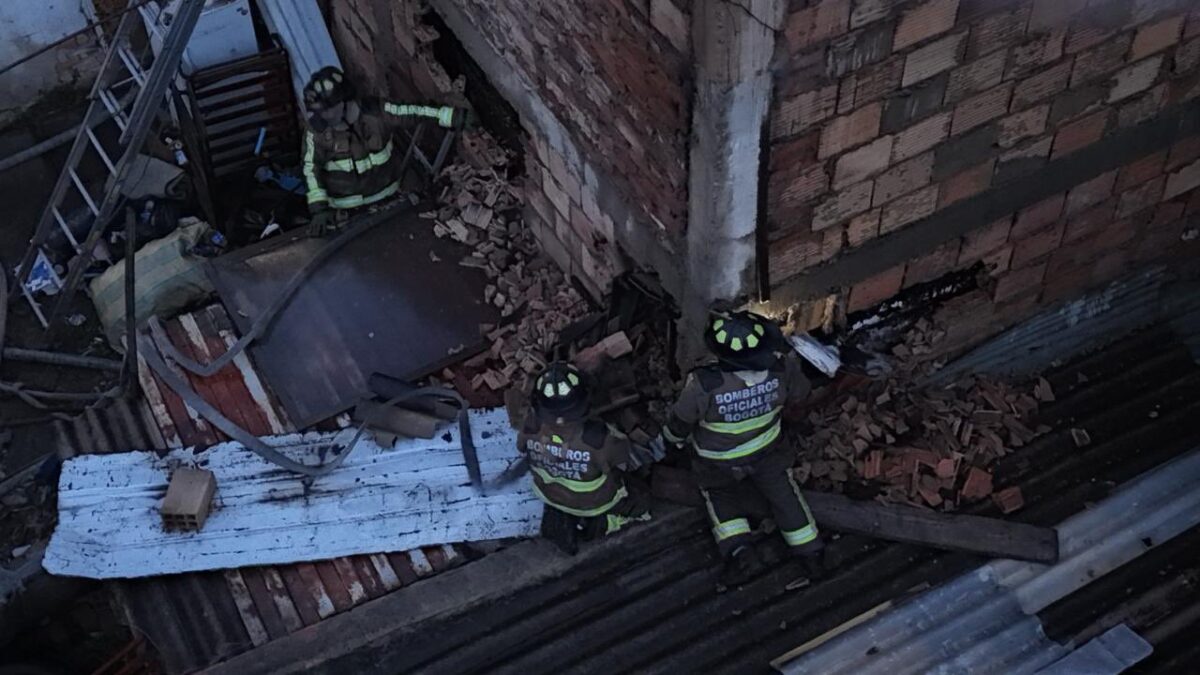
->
[117,47,147,88]
[20,283,50,329]
[68,169,101,217]
[98,89,128,131]
[85,129,116,175]
[52,207,82,252]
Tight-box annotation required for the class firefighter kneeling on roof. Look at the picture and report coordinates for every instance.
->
[518,362,651,554]
[300,66,468,235]
[664,310,827,589]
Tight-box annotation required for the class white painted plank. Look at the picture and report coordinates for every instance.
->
[369,554,402,591]
[45,409,542,579]
[261,568,304,633]
[224,569,270,646]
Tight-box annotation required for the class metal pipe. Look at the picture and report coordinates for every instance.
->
[2,347,123,372]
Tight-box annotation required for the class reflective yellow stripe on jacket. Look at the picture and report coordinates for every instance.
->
[694,420,782,461]
[324,140,394,173]
[383,102,455,128]
[302,131,328,206]
[533,484,627,518]
[532,467,609,493]
[324,182,400,210]
[700,408,780,435]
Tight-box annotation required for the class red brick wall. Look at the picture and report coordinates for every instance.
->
[768,0,1200,318]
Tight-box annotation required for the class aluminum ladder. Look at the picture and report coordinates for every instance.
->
[13,0,205,328]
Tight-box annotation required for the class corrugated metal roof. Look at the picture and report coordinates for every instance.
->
[255,0,341,106]
[67,304,484,673]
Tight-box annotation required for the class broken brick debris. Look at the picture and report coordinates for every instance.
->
[992,486,1025,514]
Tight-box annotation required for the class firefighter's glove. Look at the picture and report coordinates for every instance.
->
[306,207,339,237]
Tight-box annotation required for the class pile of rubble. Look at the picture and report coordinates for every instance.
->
[792,320,1052,514]
[424,130,590,394]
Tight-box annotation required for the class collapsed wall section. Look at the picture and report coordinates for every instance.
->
[764,0,1200,340]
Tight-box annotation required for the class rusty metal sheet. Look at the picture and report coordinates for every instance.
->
[206,208,497,427]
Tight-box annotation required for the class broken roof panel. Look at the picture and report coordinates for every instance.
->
[45,409,538,579]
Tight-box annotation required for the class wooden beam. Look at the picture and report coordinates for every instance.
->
[804,491,1059,564]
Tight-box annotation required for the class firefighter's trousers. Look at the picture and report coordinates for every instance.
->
[693,447,822,558]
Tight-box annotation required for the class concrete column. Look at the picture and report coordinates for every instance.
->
[680,0,785,366]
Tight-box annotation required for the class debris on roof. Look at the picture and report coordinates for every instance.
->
[43,409,539,579]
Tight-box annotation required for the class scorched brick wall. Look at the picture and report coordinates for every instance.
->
[767,0,1200,319]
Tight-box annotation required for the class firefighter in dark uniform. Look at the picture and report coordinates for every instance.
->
[301,66,464,234]
[664,311,824,586]
[518,362,651,552]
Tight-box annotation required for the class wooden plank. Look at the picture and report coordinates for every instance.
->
[331,557,369,605]
[350,556,387,599]
[222,570,270,646]
[804,491,1060,563]
[369,554,403,591]
[408,548,434,577]
[313,561,355,613]
[294,563,337,619]
[771,599,896,668]
[278,564,323,626]
[261,567,304,633]
[387,552,421,586]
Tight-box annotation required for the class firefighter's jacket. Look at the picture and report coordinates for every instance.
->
[303,99,453,210]
[664,356,811,464]
[518,413,633,518]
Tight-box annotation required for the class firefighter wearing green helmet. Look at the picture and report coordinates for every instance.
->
[664,311,825,587]
[300,66,467,234]
[517,361,651,553]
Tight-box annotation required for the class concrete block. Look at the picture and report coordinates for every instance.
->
[1051,110,1110,160]
[946,50,1007,104]
[951,83,1013,135]
[776,164,832,208]
[902,31,966,86]
[846,207,882,246]
[1131,15,1184,61]
[161,468,217,532]
[820,102,883,158]
[1012,61,1072,109]
[854,56,905,105]
[1108,56,1164,103]
[892,110,951,161]
[879,184,939,233]
[813,180,875,230]
[772,85,840,140]
[893,0,960,51]
[834,135,894,188]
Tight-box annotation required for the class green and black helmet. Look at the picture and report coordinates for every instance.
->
[303,66,354,112]
[705,310,783,371]
[532,361,590,420]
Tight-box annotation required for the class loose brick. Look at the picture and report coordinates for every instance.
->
[894,0,960,51]
[772,85,840,140]
[993,261,1048,302]
[946,51,1008,104]
[1013,193,1065,237]
[998,105,1049,148]
[1011,221,1065,268]
[1163,159,1200,200]
[1167,136,1200,172]
[874,152,935,206]
[951,83,1013,135]
[1117,176,1166,218]
[933,123,1000,181]
[892,111,952,161]
[1049,83,1108,126]
[1109,56,1164,103]
[819,102,884,158]
[938,159,994,207]
[904,240,961,287]
[854,56,906,107]
[834,135,895,188]
[1064,198,1117,242]
[1007,30,1066,80]
[847,208,882,246]
[827,22,895,78]
[902,32,967,87]
[1130,15,1184,61]
[543,172,573,218]
[966,6,1029,59]
[1051,110,1109,160]
[813,180,875,230]
[1066,170,1118,216]
[785,0,852,53]
[881,74,950,132]
[650,0,689,53]
[1115,150,1167,192]
[851,0,893,30]
[880,184,940,233]
[848,263,907,312]
[1012,61,1072,110]
[1070,34,1134,87]
[959,216,1012,263]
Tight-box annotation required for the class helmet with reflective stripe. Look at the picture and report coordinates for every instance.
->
[533,361,589,420]
[303,67,354,112]
[704,310,782,371]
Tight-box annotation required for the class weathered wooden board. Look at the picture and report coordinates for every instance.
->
[45,409,540,579]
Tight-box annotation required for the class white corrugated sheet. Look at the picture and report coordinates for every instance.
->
[44,409,540,579]
[255,0,341,103]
